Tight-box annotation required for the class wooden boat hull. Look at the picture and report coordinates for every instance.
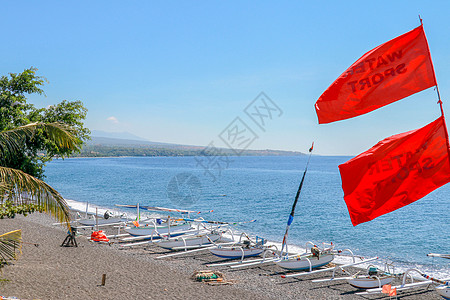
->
[347,276,394,289]
[209,246,264,259]
[158,234,221,250]
[276,253,334,271]
[125,222,191,236]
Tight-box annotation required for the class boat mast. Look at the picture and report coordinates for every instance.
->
[280,142,314,257]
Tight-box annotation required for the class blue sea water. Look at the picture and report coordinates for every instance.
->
[44,155,449,277]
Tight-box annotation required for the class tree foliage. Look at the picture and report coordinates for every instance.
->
[0,67,90,179]
[0,67,89,224]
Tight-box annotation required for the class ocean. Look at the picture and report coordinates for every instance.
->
[44,155,449,278]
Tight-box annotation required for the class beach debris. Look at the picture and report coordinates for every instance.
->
[191,270,234,285]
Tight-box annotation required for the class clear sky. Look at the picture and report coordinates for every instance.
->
[2,1,450,155]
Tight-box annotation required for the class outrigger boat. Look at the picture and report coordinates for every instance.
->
[123,216,251,251]
[273,144,355,272]
[61,202,130,228]
[208,235,269,259]
[311,261,396,289]
[121,227,231,250]
[280,254,378,278]
[157,231,223,250]
[115,204,199,238]
[77,211,129,227]
[357,268,449,298]
[346,271,394,289]
[427,254,450,299]
[275,243,335,271]
[124,219,191,237]
[155,230,262,260]
[155,221,235,251]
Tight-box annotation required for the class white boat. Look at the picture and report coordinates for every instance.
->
[209,245,265,259]
[357,268,449,298]
[419,263,450,300]
[275,145,338,272]
[346,265,395,289]
[78,217,128,226]
[125,221,191,237]
[209,236,267,259]
[436,284,450,299]
[347,276,394,289]
[316,262,396,289]
[157,232,222,250]
[282,256,379,279]
[74,205,129,227]
[276,249,334,271]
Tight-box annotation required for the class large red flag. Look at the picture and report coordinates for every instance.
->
[339,116,450,226]
[315,25,436,124]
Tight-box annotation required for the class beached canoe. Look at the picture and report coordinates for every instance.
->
[157,233,221,250]
[78,217,129,226]
[125,221,191,237]
[276,252,334,271]
[209,242,265,259]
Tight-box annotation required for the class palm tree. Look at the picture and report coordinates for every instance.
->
[0,229,22,266]
[0,122,80,225]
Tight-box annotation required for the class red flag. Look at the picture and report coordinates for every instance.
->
[389,287,397,296]
[315,25,436,124]
[339,116,450,226]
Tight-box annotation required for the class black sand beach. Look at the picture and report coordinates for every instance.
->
[0,213,441,299]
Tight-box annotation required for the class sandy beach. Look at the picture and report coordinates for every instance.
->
[0,213,441,300]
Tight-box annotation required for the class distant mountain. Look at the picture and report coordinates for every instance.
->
[88,136,176,147]
[90,130,149,141]
[81,133,305,157]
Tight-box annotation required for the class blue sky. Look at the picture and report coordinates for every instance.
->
[2,1,450,155]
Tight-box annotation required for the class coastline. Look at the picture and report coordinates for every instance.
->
[0,213,441,299]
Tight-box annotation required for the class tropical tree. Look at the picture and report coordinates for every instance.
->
[0,67,89,225]
[1,68,89,179]
[0,229,22,267]
[0,122,80,224]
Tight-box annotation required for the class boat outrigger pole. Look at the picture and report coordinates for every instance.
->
[280,142,314,257]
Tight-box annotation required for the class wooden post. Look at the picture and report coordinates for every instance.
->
[101,274,106,286]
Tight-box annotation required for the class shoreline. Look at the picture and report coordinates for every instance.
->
[0,213,441,299]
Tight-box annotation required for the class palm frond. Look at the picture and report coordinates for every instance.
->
[0,230,22,264]
[0,122,81,158]
[0,167,71,225]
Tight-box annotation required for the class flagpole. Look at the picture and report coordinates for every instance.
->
[421,21,450,162]
[422,22,444,115]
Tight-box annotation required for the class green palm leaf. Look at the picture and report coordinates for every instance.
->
[0,122,80,158]
[0,122,76,227]
[0,167,70,225]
